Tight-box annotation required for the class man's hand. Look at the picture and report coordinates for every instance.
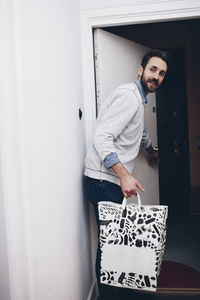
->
[111,162,144,198]
[146,146,160,166]
[120,173,144,198]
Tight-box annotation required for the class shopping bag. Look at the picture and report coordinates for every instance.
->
[98,193,168,292]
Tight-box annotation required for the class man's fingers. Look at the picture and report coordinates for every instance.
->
[148,152,160,166]
[136,181,145,192]
[121,176,145,198]
[124,189,138,197]
[130,188,137,196]
[123,190,135,198]
[125,192,132,198]
[123,191,129,199]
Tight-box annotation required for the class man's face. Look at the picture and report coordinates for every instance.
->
[139,57,167,94]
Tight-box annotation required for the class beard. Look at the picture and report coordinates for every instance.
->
[140,72,159,93]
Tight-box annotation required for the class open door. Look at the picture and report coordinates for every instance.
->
[94,28,159,205]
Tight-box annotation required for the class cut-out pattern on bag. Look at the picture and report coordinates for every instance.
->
[98,202,168,292]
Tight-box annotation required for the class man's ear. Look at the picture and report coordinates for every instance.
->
[138,66,144,80]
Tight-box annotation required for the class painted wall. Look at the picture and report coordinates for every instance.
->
[0,0,93,299]
[81,0,200,11]
[81,0,182,10]
[81,0,135,8]
[0,1,14,299]
[1,1,199,300]
[20,0,92,299]
[0,165,10,300]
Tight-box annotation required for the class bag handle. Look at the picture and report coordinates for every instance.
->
[122,192,142,210]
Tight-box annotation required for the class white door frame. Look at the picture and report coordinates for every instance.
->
[81,1,200,148]
[81,0,200,290]
[82,3,200,299]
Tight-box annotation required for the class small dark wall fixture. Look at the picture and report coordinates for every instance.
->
[79,108,83,120]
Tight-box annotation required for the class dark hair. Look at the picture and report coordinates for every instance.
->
[141,49,169,69]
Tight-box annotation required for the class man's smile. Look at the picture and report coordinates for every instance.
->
[148,79,158,87]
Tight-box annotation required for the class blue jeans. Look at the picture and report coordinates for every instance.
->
[85,176,154,300]
[85,176,124,222]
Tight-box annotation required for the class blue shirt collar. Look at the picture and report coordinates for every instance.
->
[134,79,148,104]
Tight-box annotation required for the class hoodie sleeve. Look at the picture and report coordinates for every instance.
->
[93,88,139,162]
[103,152,120,168]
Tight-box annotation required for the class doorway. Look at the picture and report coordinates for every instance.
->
[82,9,200,298]
[156,47,190,220]
[100,19,200,219]
[92,18,200,279]
[93,28,160,206]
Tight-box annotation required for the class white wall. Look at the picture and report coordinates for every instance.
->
[81,0,154,9]
[1,1,199,300]
[21,0,93,298]
[0,164,10,300]
[0,1,14,299]
[0,0,93,300]
[81,0,200,10]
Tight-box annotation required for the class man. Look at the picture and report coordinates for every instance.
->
[84,50,169,299]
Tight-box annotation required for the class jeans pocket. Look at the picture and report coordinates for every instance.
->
[96,180,123,204]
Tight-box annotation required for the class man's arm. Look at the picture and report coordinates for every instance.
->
[103,153,144,198]
[94,88,143,198]
[93,89,139,163]
[111,162,144,198]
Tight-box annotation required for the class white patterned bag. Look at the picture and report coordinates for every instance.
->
[98,193,168,292]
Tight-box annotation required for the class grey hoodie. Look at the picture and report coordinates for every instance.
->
[84,82,151,186]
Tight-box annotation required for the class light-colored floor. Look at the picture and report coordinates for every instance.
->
[163,216,200,272]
